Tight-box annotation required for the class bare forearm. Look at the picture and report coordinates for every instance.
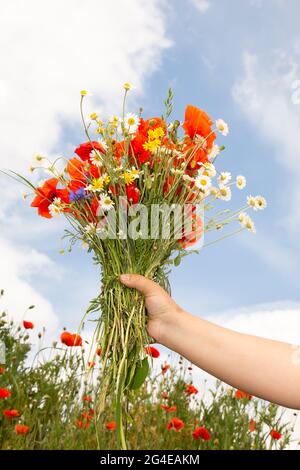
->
[158,309,300,409]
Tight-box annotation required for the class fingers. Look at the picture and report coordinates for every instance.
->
[119,274,164,297]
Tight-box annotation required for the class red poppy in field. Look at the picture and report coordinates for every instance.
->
[83,395,92,402]
[76,419,90,430]
[145,346,160,358]
[3,409,20,419]
[249,419,256,432]
[161,392,169,400]
[185,384,198,395]
[60,331,82,347]
[161,364,170,375]
[74,141,105,162]
[0,367,5,375]
[193,426,211,441]
[270,429,282,440]
[31,178,70,218]
[96,347,102,356]
[235,389,252,400]
[81,412,93,422]
[160,404,177,413]
[15,424,29,435]
[166,417,184,432]
[0,388,11,399]
[126,184,140,204]
[106,421,117,431]
[88,361,95,368]
[23,320,34,329]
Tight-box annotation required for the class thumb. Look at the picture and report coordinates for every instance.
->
[119,274,164,297]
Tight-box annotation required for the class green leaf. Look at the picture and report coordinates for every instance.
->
[174,255,181,267]
[128,358,149,390]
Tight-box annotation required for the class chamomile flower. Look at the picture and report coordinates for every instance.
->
[255,195,267,210]
[194,134,207,148]
[109,115,119,127]
[99,193,114,211]
[81,240,90,250]
[218,185,232,201]
[245,216,256,233]
[236,175,246,190]
[238,212,248,225]
[194,174,212,192]
[34,154,44,163]
[90,150,103,168]
[123,82,132,91]
[123,113,140,134]
[209,144,220,159]
[201,162,216,178]
[218,171,231,186]
[49,197,63,217]
[210,186,219,197]
[216,119,229,136]
[247,195,257,210]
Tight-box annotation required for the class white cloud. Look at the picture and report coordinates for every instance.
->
[0,237,60,336]
[0,0,171,337]
[190,0,210,13]
[232,50,300,232]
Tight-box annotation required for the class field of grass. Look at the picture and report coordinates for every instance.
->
[0,290,296,450]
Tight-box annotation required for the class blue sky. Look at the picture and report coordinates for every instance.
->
[1,0,300,343]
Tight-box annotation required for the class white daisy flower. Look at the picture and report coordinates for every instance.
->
[123,113,140,134]
[210,186,219,197]
[216,119,229,136]
[109,115,119,126]
[218,185,232,201]
[99,193,114,211]
[194,134,207,148]
[49,197,63,217]
[238,212,248,225]
[81,240,90,250]
[90,150,103,168]
[245,216,256,234]
[195,174,212,192]
[201,162,216,178]
[255,195,267,210]
[209,144,220,159]
[236,175,246,190]
[247,195,257,210]
[34,154,44,164]
[218,171,231,186]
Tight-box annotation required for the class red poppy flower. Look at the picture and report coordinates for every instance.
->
[185,384,198,395]
[183,105,216,148]
[3,409,20,419]
[23,320,34,329]
[31,178,70,218]
[67,158,86,192]
[161,392,169,400]
[160,404,177,413]
[126,184,140,204]
[75,141,105,162]
[270,429,282,440]
[235,389,252,400]
[83,395,92,402]
[0,367,5,375]
[0,388,11,399]
[81,412,93,422]
[15,424,29,435]
[249,419,256,432]
[161,364,170,375]
[106,421,116,431]
[96,347,102,356]
[193,426,211,441]
[60,331,82,347]
[76,419,90,430]
[166,417,184,432]
[88,361,95,368]
[145,346,160,358]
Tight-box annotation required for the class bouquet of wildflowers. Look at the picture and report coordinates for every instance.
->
[2,84,266,448]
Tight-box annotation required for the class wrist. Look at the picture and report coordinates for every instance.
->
[154,306,189,346]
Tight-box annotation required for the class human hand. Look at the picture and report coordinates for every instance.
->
[119,274,184,343]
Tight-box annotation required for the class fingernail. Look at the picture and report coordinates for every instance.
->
[120,274,130,282]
